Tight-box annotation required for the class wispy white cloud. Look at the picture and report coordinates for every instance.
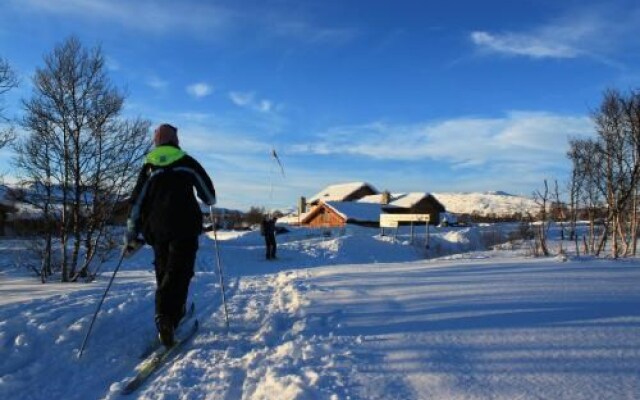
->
[187,83,213,98]
[290,112,594,166]
[229,91,274,113]
[470,5,640,61]
[470,31,580,59]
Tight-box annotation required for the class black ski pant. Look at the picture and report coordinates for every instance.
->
[152,237,198,328]
[265,234,277,260]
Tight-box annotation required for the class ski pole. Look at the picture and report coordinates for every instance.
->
[78,246,127,359]
[210,205,230,331]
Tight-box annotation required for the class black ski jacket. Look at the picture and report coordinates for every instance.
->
[260,218,276,237]
[128,144,216,244]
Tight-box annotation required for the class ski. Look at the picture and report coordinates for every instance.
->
[139,302,196,359]
[121,319,199,395]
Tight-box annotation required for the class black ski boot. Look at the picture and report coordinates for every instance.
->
[155,315,175,347]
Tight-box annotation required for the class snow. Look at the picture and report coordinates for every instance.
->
[1,225,639,399]
[433,191,539,216]
[307,182,378,204]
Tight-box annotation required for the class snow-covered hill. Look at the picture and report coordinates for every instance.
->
[433,191,539,216]
[1,225,639,399]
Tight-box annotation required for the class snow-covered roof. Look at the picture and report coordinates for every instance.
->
[358,192,432,209]
[325,201,382,223]
[391,193,431,208]
[308,182,378,203]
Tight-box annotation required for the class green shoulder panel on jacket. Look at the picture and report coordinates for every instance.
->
[145,146,187,166]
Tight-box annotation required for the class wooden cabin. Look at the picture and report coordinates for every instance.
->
[300,201,382,228]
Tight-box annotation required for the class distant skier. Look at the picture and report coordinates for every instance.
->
[260,214,277,260]
[125,123,216,347]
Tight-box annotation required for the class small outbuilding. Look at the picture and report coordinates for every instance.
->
[359,192,446,225]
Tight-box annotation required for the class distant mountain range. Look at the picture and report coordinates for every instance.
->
[2,183,538,219]
[432,191,538,216]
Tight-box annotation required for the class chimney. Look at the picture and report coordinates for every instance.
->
[381,190,391,205]
[298,196,307,214]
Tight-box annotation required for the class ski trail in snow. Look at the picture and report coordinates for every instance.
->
[4,226,640,399]
[109,270,309,398]
[105,243,353,400]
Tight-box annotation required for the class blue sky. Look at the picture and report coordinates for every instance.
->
[1,0,639,211]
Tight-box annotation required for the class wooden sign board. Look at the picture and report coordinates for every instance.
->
[379,214,430,228]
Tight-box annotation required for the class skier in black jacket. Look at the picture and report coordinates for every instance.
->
[125,123,216,347]
[260,215,277,260]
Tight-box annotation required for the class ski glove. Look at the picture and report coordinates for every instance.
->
[123,219,144,257]
[125,219,138,241]
[124,236,145,258]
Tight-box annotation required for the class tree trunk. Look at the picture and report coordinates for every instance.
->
[633,189,638,255]
[615,213,629,256]
[596,223,608,256]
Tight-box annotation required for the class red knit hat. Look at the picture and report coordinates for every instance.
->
[153,123,179,146]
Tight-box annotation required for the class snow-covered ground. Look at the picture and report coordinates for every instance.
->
[433,191,539,216]
[0,225,639,399]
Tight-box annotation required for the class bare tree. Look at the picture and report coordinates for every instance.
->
[533,180,551,256]
[245,206,267,226]
[0,56,19,149]
[552,180,565,255]
[568,139,609,256]
[593,90,640,257]
[622,90,640,255]
[567,89,640,258]
[566,144,582,255]
[13,36,150,282]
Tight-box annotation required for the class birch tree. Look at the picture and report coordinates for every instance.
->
[14,36,150,282]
